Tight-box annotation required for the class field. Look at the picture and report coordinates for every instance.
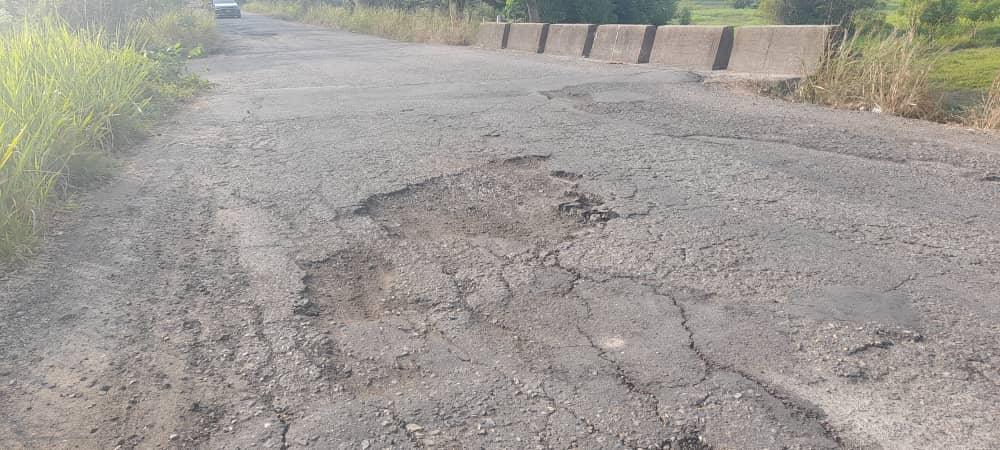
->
[686,0,765,25]
[932,47,1000,90]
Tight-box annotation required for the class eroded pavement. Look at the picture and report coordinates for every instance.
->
[2,14,999,450]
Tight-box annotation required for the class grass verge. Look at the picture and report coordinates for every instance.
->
[794,31,1000,131]
[689,7,765,25]
[244,1,480,45]
[0,10,216,263]
[930,48,1000,91]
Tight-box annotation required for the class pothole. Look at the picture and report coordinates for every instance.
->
[359,155,614,242]
[297,246,397,321]
[299,156,617,322]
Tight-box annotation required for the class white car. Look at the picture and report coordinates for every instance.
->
[213,1,242,19]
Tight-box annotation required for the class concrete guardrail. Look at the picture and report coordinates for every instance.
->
[543,24,598,57]
[507,23,549,53]
[481,22,836,77]
[476,22,510,49]
[726,25,837,75]
[589,25,656,64]
[650,25,733,71]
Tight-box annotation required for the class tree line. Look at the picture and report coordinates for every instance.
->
[291,0,677,24]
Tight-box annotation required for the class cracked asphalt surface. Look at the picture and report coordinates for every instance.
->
[2,14,1000,450]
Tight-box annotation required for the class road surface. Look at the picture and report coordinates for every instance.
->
[2,14,999,449]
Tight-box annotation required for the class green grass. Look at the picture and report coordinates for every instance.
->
[684,0,765,25]
[0,21,151,260]
[0,11,216,263]
[931,47,1000,91]
[689,7,765,25]
[135,8,220,54]
[245,2,481,45]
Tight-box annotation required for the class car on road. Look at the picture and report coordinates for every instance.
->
[213,1,241,19]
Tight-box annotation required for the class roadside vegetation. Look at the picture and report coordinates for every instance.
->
[795,33,943,119]
[795,10,999,128]
[0,1,217,263]
[246,0,683,43]
[245,1,481,44]
[680,0,1000,128]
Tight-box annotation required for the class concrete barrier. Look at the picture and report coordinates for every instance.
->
[507,23,549,53]
[589,25,656,63]
[476,22,510,49]
[543,24,598,57]
[650,25,733,70]
[727,25,837,75]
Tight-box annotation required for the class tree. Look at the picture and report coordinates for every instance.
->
[678,4,692,23]
[961,0,1000,38]
[900,0,960,37]
[0,0,188,25]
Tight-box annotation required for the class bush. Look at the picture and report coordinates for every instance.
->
[900,0,961,36]
[678,5,692,23]
[609,0,678,24]
[538,0,617,23]
[732,0,760,9]
[759,0,883,24]
[850,7,891,33]
[527,0,677,24]
[135,8,219,54]
[962,0,1000,24]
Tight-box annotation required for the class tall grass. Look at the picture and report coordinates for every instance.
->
[135,8,219,53]
[967,74,1000,130]
[0,10,215,263]
[0,21,154,260]
[245,1,481,45]
[133,9,217,111]
[796,33,943,120]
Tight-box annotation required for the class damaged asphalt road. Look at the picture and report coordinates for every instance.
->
[2,14,1000,450]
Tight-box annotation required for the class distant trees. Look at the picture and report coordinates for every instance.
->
[500,0,676,23]
[292,0,507,18]
[900,0,1000,37]
[758,0,883,25]
[901,0,959,34]
[0,0,188,25]
[963,0,1000,23]
[286,0,676,23]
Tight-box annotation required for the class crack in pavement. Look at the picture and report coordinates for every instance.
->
[646,283,844,446]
